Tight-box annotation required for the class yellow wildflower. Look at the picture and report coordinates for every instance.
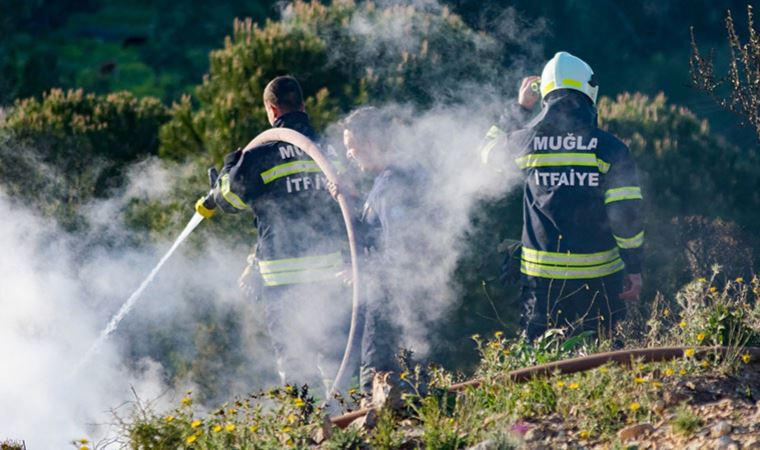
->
[495,331,504,338]
[186,435,198,445]
[212,424,223,433]
[742,353,751,364]
[294,398,305,408]
[556,380,566,388]
[79,439,89,444]
[282,426,292,433]
[709,287,718,293]
[287,413,297,423]
[568,382,580,390]
[684,348,696,358]
[629,402,641,412]
[600,367,609,374]
[249,425,259,433]
[400,371,409,380]
[579,430,590,439]
[165,416,175,423]
[225,423,236,432]
[697,332,705,342]
[663,308,670,317]
[80,446,89,450]
[652,381,663,388]
[697,277,707,283]
[181,396,192,407]
[736,277,745,283]
[679,320,687,329]
[679,368,687,376]
[664,368,674,377]
[701,360,709,369]
[191,419,202,428]
[347,388,357,395]
[634,377,646,384]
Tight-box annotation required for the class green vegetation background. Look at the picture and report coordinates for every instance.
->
[1,0,758,403]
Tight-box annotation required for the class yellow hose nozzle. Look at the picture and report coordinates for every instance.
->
[195,197,216,219]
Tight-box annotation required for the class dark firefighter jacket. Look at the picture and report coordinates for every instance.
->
[212,111,346,287]
[481,90,644,280]
[358,164,429,264]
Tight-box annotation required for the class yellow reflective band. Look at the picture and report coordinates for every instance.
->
[516,152,599,169]
[541,81,556,97]
[521,247,620,267]
[258,252,343,275]
[261,267,340,286]
[221,174,248,210]
[260,160,321,184]
[521,258,625,279]
[604,186,643,204]
[562,78,583,89]
[596,157,611,174]
[614,231,645,249]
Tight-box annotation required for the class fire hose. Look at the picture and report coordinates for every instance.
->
[242,128,362,397]
[329,345,760,428]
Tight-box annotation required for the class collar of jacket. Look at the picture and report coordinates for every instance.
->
[273,111,316,139]
[527,89,598,133]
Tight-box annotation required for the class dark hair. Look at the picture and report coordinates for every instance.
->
[263,75,304,112]
[341,106,393,145]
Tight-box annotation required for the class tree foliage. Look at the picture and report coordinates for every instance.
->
[0,88,168,226]
[159,0,504,163]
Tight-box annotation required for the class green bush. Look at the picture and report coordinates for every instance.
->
[159,0,503,163]
[597,92,760,296]
[0,88,168,227]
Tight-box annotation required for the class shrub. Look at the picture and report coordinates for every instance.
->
[159,0,504,163]
[0,88,168,227]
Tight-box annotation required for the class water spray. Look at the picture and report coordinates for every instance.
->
[75,212,206,372]
[242,128,363,397]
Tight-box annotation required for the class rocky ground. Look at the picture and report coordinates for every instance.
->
[499,364,760,449]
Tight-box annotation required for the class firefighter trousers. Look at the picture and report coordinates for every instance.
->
[521,271,626,341]
[261,281,350,393]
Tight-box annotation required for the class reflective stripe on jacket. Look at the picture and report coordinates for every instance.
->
[482,90,644,279]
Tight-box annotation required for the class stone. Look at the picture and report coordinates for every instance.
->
[714,435,739,450]
[618,423,655,441]
[348,408,377,431]
[310,415,332,444]
[524,427,544,442]
[369,371,402,410]
[710,421,732,438]
[466,440,495,450]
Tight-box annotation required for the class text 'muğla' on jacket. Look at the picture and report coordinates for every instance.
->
[481,90,644,280]
[211,111,346,287]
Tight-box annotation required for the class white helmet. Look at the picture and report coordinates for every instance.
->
[540,51,598,105]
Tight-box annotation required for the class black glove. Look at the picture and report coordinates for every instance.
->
[195,167,220,218]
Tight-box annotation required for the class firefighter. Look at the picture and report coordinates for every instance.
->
[196,75,349,390]
[333,107,426,398]
[481,52,644,340]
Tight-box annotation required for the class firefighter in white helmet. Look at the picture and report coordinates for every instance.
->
[482,51,644,340]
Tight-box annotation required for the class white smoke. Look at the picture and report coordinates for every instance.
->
[0,1,548,446]
[0,157,270,447]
